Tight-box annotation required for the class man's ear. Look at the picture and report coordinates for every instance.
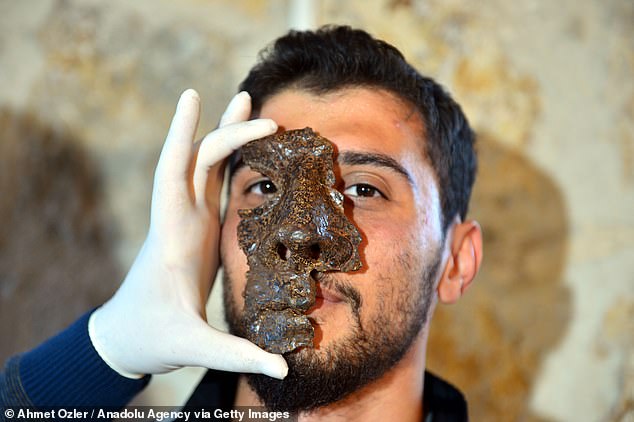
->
[437,219,483,304]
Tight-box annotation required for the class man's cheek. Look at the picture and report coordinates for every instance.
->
[233,282,246,313]
[221,211,240,258]
[220,219,247,301]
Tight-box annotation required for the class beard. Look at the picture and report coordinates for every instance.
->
[222,245,442,413]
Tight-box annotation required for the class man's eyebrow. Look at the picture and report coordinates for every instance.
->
[338,151,413,184]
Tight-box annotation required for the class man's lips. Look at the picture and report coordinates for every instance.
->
[311,270,345,303]
[314,283,344,303]
[306,272,363,328]
[308,282,345,327]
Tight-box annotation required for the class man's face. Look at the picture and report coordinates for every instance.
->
[221,87,446,411]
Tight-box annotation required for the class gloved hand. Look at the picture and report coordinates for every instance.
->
[88,89,287,379]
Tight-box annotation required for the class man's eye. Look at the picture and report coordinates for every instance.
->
[245,179,278,195]
[343,183,385,199]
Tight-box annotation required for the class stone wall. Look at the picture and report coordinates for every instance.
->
[1,0,632,420]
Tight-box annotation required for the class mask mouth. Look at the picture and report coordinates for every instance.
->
[246,308,314,354]
[242,261,317,353]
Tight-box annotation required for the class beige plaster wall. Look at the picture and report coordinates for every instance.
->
[1,0,632,420]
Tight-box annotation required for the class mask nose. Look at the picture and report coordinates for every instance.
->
[274,209,361,272]
[275,227,321,261]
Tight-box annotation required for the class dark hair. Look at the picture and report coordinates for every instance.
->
[239,25,476,233]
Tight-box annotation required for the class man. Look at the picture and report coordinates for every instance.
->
[1,26,481,421]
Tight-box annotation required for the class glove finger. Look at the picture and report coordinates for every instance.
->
[218,91,252,128]
[192,119,277,207]
[153,89,200,207]
[178,322,288,379]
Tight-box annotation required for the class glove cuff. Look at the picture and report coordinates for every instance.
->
[88,310,144,379]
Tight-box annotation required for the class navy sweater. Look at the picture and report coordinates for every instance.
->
[0,311,149,414]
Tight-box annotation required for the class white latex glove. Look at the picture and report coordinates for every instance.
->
[88,89,287,379]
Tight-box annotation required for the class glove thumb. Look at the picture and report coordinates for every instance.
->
[175,319,289,380]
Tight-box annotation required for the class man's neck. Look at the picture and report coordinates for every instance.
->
[234,334,428,422]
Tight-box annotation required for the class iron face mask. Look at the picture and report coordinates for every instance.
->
[237,127,363,354]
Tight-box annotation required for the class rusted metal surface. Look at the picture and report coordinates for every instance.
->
[238,127,362,353]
